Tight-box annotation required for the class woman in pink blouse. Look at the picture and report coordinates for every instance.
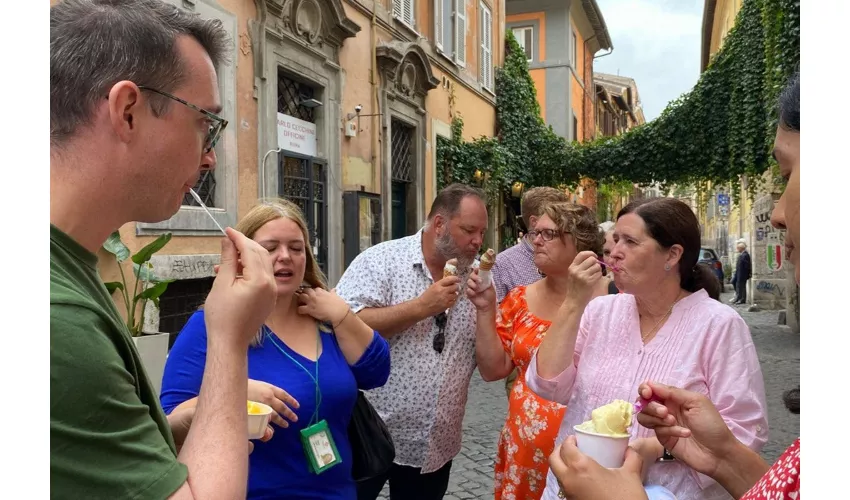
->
[547,72,801,500]
[526,197,768,500]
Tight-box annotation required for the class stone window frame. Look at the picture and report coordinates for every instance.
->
[376,42,440,240]
[431,118,452,197]
[137,0,239,236]
[252,0,360,284]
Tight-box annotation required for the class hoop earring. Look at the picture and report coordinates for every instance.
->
[664,263,671,271]
[537,267,546,278]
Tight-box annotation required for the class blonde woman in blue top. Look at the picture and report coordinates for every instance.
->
[161,199,391,499]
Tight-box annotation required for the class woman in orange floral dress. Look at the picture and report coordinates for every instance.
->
[467,202,609,500]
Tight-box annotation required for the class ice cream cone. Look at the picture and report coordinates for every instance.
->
[479,248,496,271]
[443,258,458,279]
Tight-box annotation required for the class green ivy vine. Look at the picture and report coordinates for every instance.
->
[436,0,799,206]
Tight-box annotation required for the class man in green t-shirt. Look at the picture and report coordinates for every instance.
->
[50,1,277,498]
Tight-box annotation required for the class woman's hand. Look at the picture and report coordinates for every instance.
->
[248,426,275,454]
[248,379,300,428]
[636,381,738,477]
[167,406,196,451]
[548,435,647,500]
[564,251,604,307]
[628,437,664,481]
[169,405,275,455]
[297,287,350,326]
[466,269,496,313]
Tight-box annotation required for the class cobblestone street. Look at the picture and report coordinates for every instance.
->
[379,290,800,500]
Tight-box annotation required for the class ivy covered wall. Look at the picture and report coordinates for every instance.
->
[437,0,799,203]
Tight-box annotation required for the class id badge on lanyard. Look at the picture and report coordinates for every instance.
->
[300,420,342,474]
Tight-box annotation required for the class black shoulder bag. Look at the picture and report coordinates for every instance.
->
[347,390,395,482]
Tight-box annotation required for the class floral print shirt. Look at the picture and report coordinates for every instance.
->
[335,230,478,473]
[494,287,566,500]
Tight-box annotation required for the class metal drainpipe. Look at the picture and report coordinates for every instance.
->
[588,39,614,140]
[593,47,614,61]
[370,8,380,195]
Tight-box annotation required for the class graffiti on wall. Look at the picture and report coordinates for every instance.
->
[170,258,215,275]
[755,280,785,299]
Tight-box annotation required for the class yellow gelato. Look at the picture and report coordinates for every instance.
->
[576,399,633,437]
[247,401,265,415]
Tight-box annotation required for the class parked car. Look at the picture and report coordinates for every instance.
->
[698,247,725,292]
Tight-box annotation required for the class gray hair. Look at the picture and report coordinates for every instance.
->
[50,0,231,145]
[599,221,615,233]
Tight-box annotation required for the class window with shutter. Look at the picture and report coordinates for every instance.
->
[454,0,466,66]
[394,0,415,28]
[479,3,492,90]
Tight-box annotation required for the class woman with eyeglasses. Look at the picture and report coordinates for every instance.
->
[466,202,609,500]
[524,197,768,500]
[159,200,391,499]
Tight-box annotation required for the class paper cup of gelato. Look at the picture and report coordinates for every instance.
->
[247,400,273,440]
[573,423,631,468]
[573,399,633,468]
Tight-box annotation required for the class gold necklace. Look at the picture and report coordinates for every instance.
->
[640,292,684,343]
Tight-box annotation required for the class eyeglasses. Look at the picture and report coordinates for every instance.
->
[433,312,447,354]
[527,229,562,242]
[137,86,228,153]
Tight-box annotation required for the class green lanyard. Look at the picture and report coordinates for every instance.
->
[264,326,322,426]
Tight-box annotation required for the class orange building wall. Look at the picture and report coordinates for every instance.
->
[506,12,546,119]
[569,18,586,142]
[710,0,744,55]
[530,69,547,121]
[581,45,595,143]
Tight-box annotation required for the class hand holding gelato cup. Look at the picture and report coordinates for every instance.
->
[247,400,274,440]
[573,399,633,468]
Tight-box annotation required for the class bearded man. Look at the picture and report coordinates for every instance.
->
[335,183,488,500]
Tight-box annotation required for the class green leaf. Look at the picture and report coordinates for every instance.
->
[102,231,130,262]
[103,281,124,294]
[133,263,175,283]
[135,281,173,303]
[131,233,173,265]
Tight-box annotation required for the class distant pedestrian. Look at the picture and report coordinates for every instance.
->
[731,239,752,304]
[599,221,619,295]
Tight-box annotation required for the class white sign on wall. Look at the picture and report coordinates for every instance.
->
[277,112,317,157]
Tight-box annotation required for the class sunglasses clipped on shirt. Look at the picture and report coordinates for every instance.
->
[433,312,447,354]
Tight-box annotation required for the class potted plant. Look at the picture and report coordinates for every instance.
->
[102,231,174,394]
